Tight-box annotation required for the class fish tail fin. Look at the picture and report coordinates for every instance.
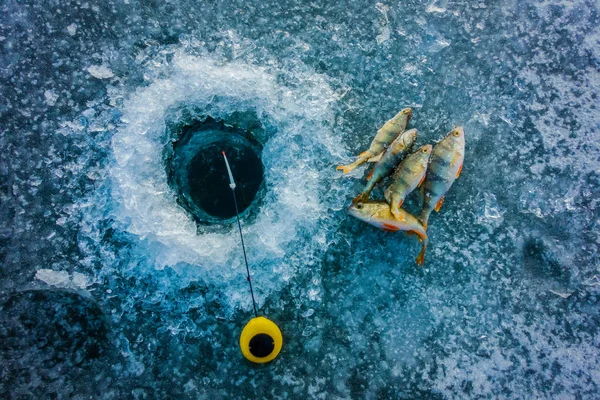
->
[412,231,428,266]
[336,164,355,174]
[416,244,426,266]
[336,152,371,174]
[336,160,362,174]
[356,179,377,202]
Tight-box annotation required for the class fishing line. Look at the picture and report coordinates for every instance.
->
[222,150,283,364]
[222,151,258,318]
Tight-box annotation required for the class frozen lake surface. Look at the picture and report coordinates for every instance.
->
[1,0,600,398]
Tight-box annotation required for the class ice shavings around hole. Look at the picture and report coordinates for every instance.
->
[78,52,349,311]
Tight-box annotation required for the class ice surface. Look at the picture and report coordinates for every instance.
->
[87,65,115,79]
[1,0,600,398]
[66,23,77,36]
[35,269,90,289]
[35,269,70,287]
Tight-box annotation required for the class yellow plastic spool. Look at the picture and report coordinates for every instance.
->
[240,316,283,363]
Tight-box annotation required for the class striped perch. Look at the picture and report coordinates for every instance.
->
[384,144,432,221]
[419,127,465,230]
[336,108,412,174]
[353,129,417,203]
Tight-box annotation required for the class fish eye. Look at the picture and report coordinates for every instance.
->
[356,203,363,209]
[422,148,428,153]
[453,130,460,137]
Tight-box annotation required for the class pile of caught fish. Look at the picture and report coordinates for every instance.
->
[337,108,465,266]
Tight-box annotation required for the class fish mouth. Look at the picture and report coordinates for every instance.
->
[350,205,379,219]
[347,204,370,220]
[347,205,360,217]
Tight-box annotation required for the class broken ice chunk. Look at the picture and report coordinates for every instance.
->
[87,65,115,79]
[66,23,77,36]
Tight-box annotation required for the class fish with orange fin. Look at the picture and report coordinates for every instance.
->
[336,108,412,174]
[348,201,428,266]
[353,129,417,203]
[384,144,432,220]
[419,127,465,230]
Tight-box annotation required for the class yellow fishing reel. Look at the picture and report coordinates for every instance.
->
[240,316,283,363]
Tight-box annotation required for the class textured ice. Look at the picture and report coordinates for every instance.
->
[35,269,70,287]
[83,52,345,309]
[35,269,90,290]
[87,65,115,79]
[66,23,77,36]
[1,0,600,398]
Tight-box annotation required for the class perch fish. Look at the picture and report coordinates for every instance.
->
[336,108,412,174]
[384,144,432,220]
[419,127,465,230]
[348,201,428,266]
[353,129,417,203]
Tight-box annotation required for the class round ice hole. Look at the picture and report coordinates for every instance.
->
[169,120,264,224]
[188,134,263,219]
